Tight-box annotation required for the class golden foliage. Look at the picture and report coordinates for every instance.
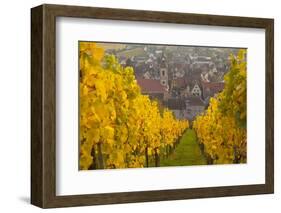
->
[193,50,247,164]
[79,42,189,169]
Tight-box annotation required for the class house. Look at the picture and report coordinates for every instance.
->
[143,71,152,79]
[170,78,202,98]
[191,82,202,97]
[136,78,169,101]
[165,99,186,119]
[169,55,191,79]
[171,77,188,90]
[184,97,205,120]
[201,81,224,100]
[191,61,210,73]
[134,56,148,63]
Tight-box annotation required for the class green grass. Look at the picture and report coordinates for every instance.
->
[160,129,207,167]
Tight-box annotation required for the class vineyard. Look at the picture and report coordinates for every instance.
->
[79,42,247,170]
[193,50,247,164]
[79,42,188,170]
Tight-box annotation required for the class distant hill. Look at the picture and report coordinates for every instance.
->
[116,47,146,58]
[97,43,126,51]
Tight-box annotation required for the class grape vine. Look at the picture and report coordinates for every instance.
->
[193,50,247,164]
[79,42,189,170]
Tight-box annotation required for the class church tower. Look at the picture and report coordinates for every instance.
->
[160,56,168,87]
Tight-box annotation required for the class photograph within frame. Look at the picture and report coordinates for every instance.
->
[79,41,247,170]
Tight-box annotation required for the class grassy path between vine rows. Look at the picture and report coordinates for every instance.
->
[161,129,207,166]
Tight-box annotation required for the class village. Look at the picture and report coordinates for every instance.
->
[104,44,238,121]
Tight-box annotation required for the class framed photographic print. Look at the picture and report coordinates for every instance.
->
[31,4,274,208]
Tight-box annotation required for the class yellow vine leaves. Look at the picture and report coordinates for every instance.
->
[193,49,247,164]
[79,42,189,170]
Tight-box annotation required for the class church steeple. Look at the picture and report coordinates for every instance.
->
[159,55,168,87]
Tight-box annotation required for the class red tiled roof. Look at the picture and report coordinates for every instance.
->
[202,81,224,92]
[136,78,166,93]
[174,77,188,88]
